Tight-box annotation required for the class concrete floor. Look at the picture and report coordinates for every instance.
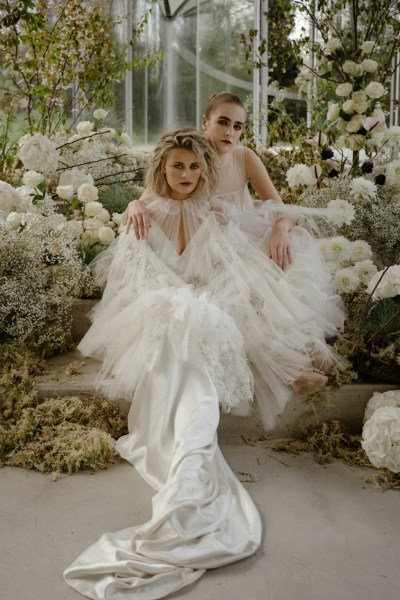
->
[1,443,399,600]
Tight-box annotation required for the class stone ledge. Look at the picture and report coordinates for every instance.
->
[36,350,399,439]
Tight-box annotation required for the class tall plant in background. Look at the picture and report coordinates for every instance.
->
[294,0,400,173]
[0,0,160,169]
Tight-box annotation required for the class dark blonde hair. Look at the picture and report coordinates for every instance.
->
[204,92,246,119]
[146,128,219,199]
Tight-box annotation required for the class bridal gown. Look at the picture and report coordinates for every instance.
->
[64,169,345,599]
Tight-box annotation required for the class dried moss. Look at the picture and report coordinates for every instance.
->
[0,342,128,475]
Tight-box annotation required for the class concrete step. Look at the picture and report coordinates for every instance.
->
[36,350,399,439]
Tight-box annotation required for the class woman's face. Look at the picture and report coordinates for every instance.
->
[202,103,246,155]
[162,148,203,200]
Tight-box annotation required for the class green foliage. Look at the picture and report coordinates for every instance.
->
[98,183,146,215]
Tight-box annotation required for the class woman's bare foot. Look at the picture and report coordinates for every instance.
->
[292,369,328,396]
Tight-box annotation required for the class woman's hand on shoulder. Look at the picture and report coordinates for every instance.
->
[268,220,292,271]
[124,196,151,240]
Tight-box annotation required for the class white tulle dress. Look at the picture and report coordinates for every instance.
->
[64,150,345,599]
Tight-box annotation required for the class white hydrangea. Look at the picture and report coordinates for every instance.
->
[58,168,94,192]
[367,266,400,299]
[18,133,59,173]
[335,82,353,97]
[326,199,355,226]
[77,183,98,203]
[324,236,352,264]
[286,164,318,188]
[355,259,378,284]
[364,81,386,99]
[334,266,360,293]
[350,239,373,262]
[350,177,377,199]
[385,160,400,187]
[98,225,116,245]
[362,406,400,472]
[0,181,22,215]
[363,390,400,423]
[22,170,44,188]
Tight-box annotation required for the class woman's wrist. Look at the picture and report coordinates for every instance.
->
[274,217,293,232]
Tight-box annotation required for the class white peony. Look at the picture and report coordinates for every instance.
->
[58,168,94,193]
[362,406,400,472]
[361,40,375,54]
[98,208,111,223]
[325,37,342,53]
[93,109,108,120]
[327,103,340,121]
[335,82,353,96]
[361,58,378,73]
[363,390,400,423]
[286,164,319,188]
[343,60,364,77]
[385,160,400,186]
[56,185,74,200]
[83,217,103,230]
[355,259,378,285]
[334,266,360,293]
[76,121,94,136]
[77,183,99,203]
[364,81,386,99]
[350,239,373,262]
[84,201,105,218]
[350,177,377,199]
[326,199,355,226]
[22,170,44,188]
[367,266,400,299]
[324,236,352,264]
[18,133,59,173]
[98,225,116,245]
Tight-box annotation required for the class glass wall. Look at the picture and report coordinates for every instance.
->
[128,0,254,146]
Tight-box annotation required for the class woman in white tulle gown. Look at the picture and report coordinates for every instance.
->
[64,128,344,600]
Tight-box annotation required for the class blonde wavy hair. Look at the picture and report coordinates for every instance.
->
[146,128,219,199]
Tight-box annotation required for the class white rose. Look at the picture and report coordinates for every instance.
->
[84,201,104,218]
[365,81,386,99]
[81,230,98,244]
[361,58,378,73]
[325,37,342,53]
[0,180,22,214]
[338,134,365,150]
[351,90,369,114]
[18,133,59,173]
[76,121,94,136]
[56,185,74,200]
[361,40,375,54]
[78,183,98,203]
[335,82,353,97]
[345,115,364,132]
[22,170,44,187]
[342,99,355,114]
[343,60,364,77]
[327,102,340,121]
[384,126,400,148]
[93,109,108,120]
[98,225,116,245]
[83,217,103,231]
[6,211,21,230]
[337,119,348,131]
[112,212,124,226]
[120,132,133,146]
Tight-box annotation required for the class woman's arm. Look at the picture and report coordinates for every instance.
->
[124,189,152,239]
[243,147,293,270]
